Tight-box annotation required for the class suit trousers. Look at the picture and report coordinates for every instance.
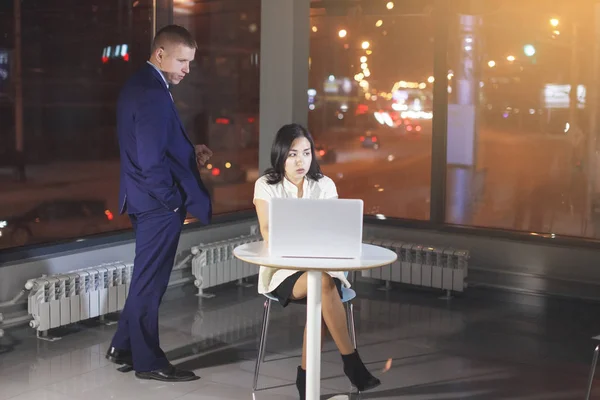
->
[110,206,185,372]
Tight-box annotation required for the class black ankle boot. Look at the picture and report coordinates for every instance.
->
[296,366,306,400]
[341,350,381,392]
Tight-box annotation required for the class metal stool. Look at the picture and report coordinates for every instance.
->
[253,272,358,390]
[586,335,600,400]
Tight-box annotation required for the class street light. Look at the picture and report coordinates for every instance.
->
[427,76,434,83]
[361,62,368,69]
[523,44,536,57]
[361,41,370,50]
[550,18,559,27]
[386,2,394,10]
[360,56,367,63]
[488,60,496,68]
[312,26,318,33]
[338,29,347,38]
[376,20,383,27]
[507,55,516,62]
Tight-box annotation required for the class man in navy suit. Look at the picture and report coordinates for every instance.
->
[105,25,212,382]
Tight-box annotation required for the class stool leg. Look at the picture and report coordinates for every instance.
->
[586,345,600,400]
[347,302,357,350]
[253,299,272,391]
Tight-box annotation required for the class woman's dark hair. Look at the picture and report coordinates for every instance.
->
[264,123,323,185]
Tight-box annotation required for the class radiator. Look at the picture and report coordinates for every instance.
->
[362,238,469,293]
[23,234,261,338]
[191,234,262,297]
[27,262,133,336]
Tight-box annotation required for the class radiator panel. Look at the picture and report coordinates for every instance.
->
[25,233,463,335]
[27,262,133,332]
[361,238,469,293]
[191,234,262,294]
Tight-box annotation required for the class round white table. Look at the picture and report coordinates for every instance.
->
[233,242,397,400]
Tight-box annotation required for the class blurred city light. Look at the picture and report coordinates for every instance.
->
[524,44,536,57]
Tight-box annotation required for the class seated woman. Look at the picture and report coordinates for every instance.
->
[253,123,380,399]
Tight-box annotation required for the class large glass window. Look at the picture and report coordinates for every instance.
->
[444,1,599,238]
[0,0,260,250]
[172,0,260,216]
[308,0,434,220]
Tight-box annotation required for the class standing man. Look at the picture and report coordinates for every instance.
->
[106,25,212,382]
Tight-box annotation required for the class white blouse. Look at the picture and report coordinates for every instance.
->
[253,174,352,294]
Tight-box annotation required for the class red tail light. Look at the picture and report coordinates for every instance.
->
[407,126,413,131]
[212,167,221,176]
[360,136,365,142]
[319,150,326,156]
[105,210,114,221]
[416,125,422,132]
[371,136,378,142]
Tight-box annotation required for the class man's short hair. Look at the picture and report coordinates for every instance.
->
[152,25,197,51]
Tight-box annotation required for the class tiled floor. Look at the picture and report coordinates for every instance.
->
[1,280,600,399]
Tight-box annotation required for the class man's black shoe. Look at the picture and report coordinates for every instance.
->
[135,364,200,382]
[105,346,133,367]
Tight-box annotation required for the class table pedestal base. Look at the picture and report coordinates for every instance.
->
[306,270,322,400]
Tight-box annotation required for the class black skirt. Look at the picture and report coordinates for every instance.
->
[269,271,343,307]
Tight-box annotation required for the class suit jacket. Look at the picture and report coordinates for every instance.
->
[116,63,212,224]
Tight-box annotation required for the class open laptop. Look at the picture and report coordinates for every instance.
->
[268,198,363,259]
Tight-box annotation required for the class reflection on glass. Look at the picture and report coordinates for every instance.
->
[0,0,260,249]
[308,1,433,220]
[445,1,598,238]
[0,1,155,249]
[173,0,260,219]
